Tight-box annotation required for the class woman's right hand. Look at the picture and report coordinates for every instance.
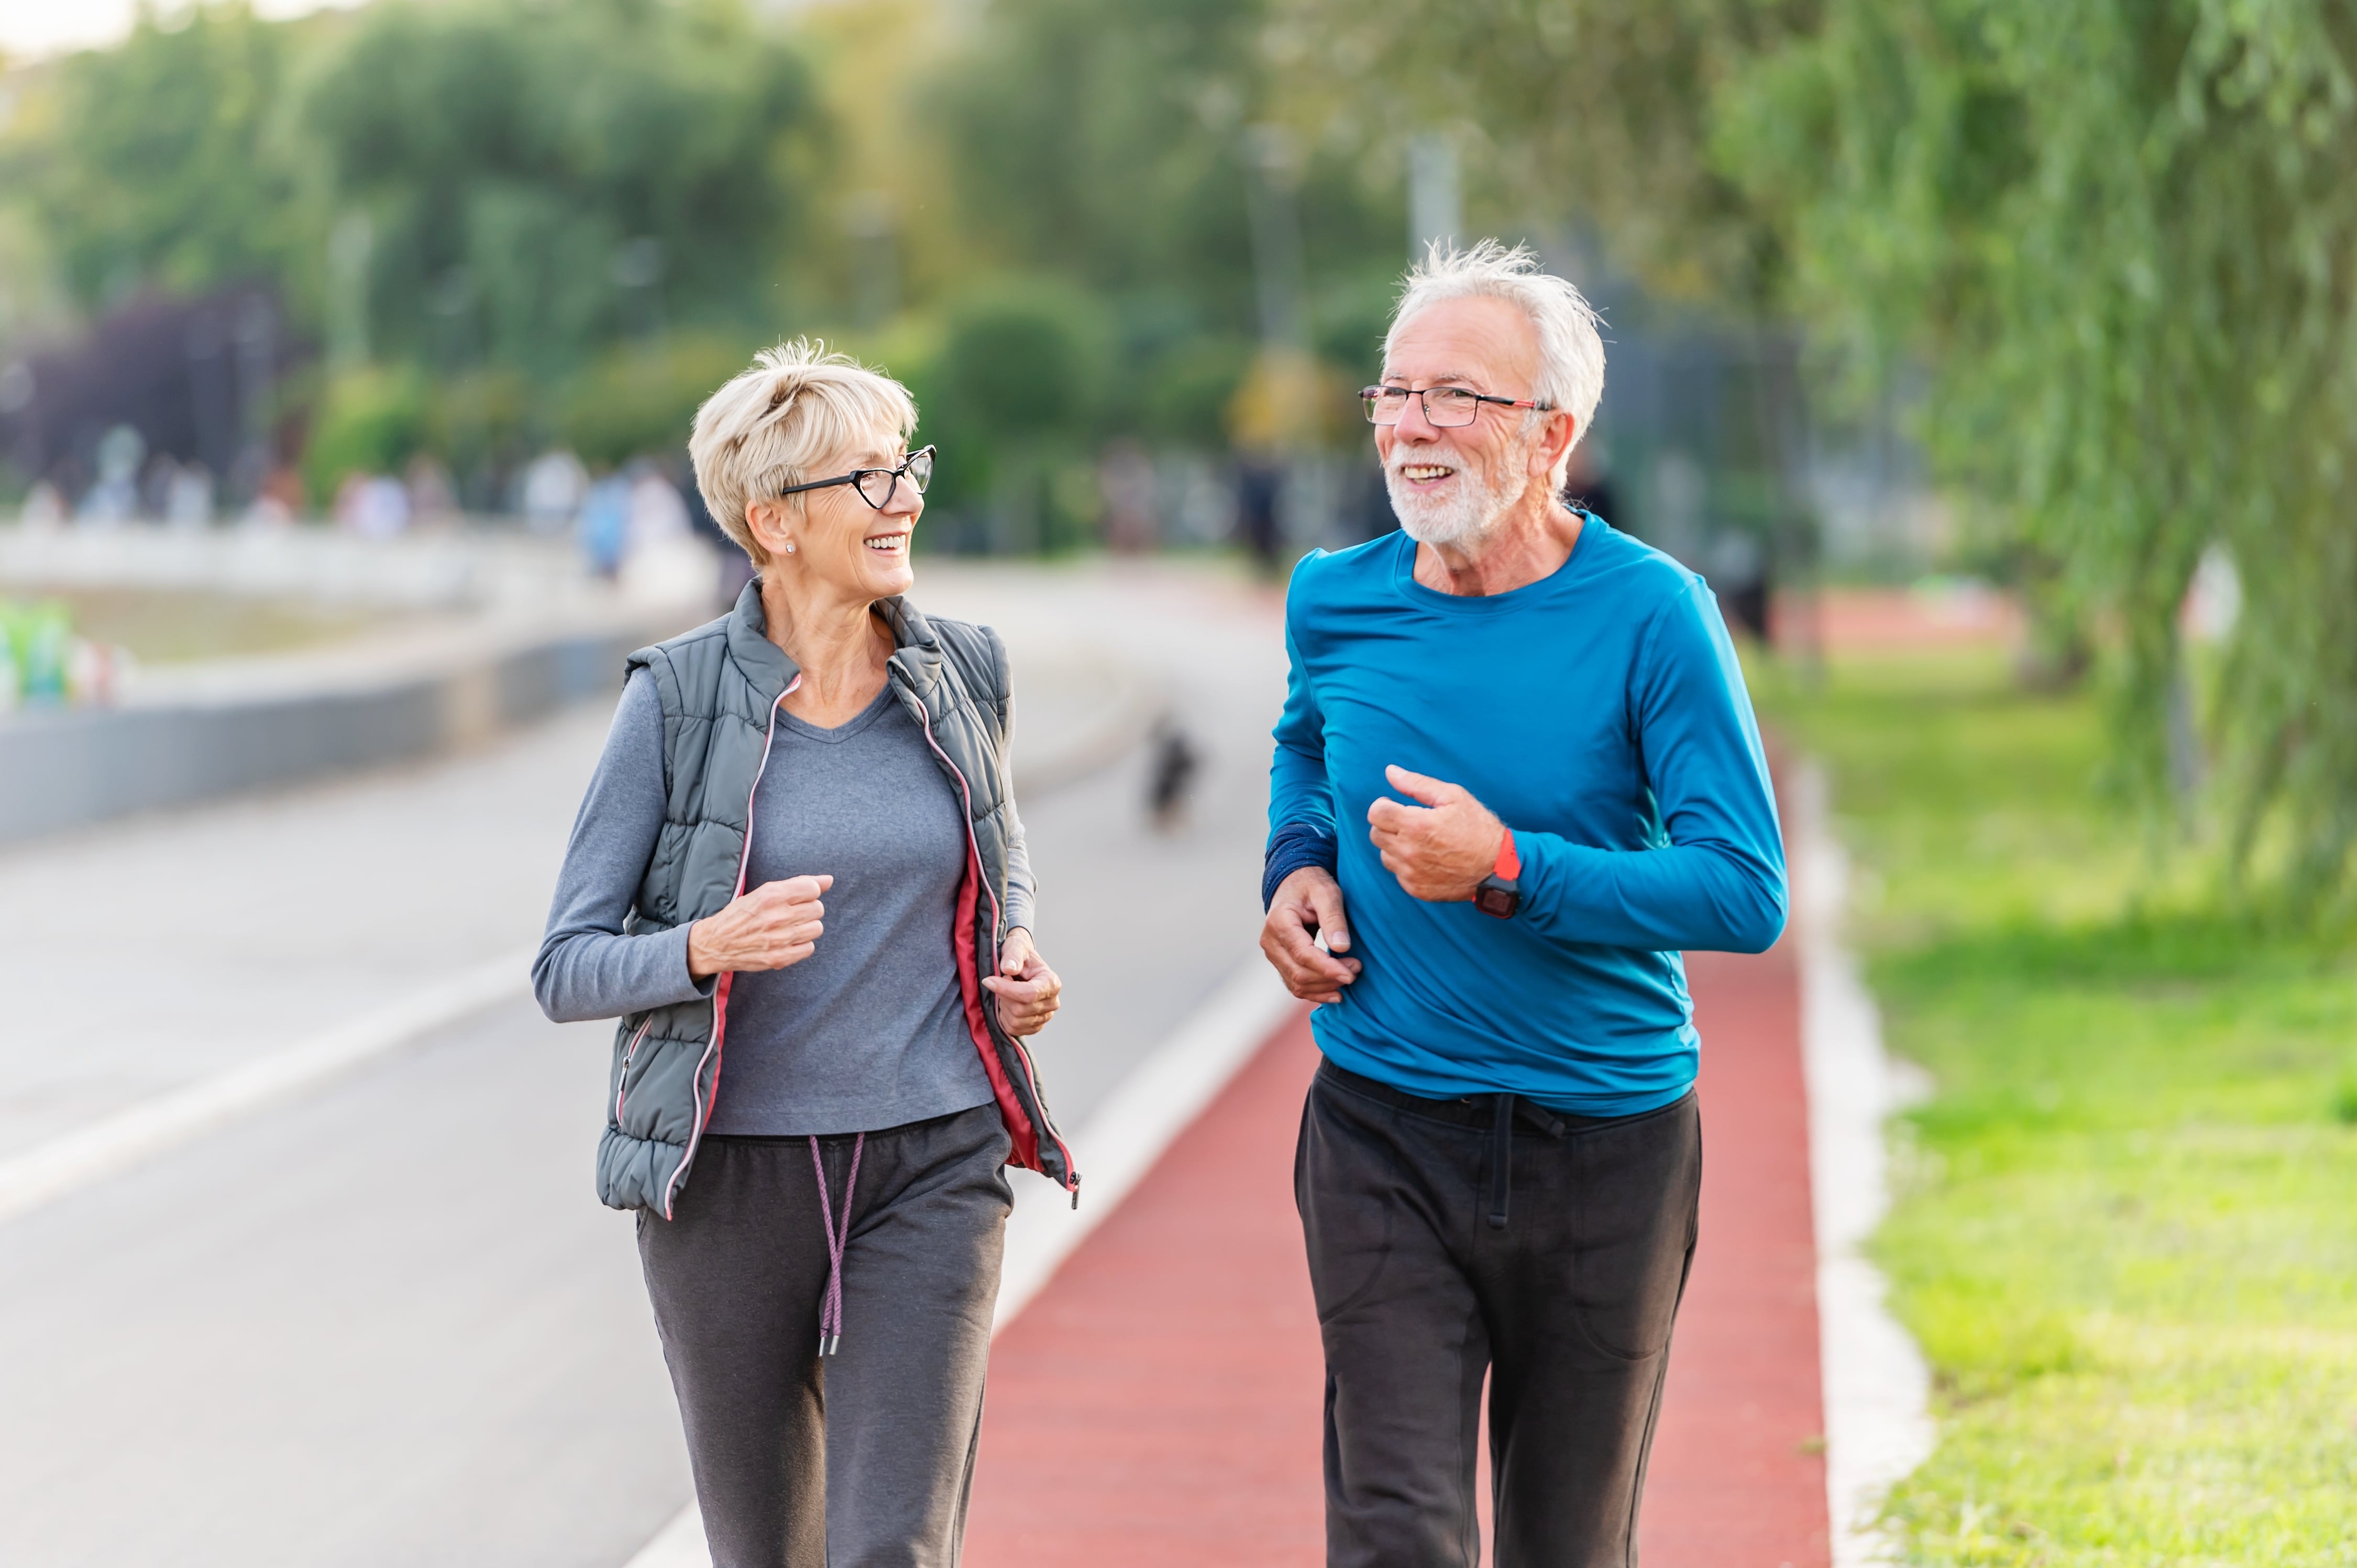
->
[687,874,832,978]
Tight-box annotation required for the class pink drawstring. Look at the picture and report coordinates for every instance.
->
[809,1133,864,1356]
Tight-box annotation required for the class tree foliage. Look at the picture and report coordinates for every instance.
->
[928,0,1402,439]
[1278,0,2357,902]
[7,4,305,308]
[930,0,1264,317]
[303,0,819,377]
[1720,1,2357,897]
[1263,0,1813,305]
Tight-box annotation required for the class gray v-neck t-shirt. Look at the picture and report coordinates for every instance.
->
[535,671,1011,1136]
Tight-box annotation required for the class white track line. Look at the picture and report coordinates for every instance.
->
[1792,765,1936,1566]
[621,959,1302,1568]
[0,949,535,1228]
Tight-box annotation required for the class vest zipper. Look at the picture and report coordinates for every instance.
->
[613,1017,653,1122]
[661,679,796,1219]
[910,688,1081,1197]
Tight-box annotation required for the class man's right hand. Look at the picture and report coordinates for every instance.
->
[688,874,832,978]
[1260,866,1361,1006]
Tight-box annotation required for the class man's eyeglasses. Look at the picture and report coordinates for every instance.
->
[1360,386,1554,428]
[778,446,937,511]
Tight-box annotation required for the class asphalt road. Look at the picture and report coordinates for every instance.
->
[0,559,1287,1567]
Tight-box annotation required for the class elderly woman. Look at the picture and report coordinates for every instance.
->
[533,340,1073,1567]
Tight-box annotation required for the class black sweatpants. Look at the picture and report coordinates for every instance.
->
[1296,1060,1702,1568]
[636,1104,1012,1568]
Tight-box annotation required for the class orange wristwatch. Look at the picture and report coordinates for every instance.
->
[1473,825,1521,919]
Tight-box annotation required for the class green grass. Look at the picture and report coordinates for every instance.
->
[1753,651,2357,1566]
[8,587,398,664]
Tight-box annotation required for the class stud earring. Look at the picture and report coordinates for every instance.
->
[784,542,796,554]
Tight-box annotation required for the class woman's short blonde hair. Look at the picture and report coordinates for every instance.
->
[688,338,919,561]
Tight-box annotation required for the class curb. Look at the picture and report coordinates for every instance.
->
[0,615,680,846]
[1792,763,1937,1564]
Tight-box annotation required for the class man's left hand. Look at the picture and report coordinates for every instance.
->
[1367,765,1505,903]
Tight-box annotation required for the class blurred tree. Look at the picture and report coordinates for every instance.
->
[1262,0,1813,306]
[921,280,1109,544]
[938,282,1103,444]
[424,366,533,505]
[304,363,428,500]
[303,0,819,378]
[1719,0,2357,900]
[4,4,306,309]
[558,335,750,470]
[926,0,1400,443]
[930,0,1262,312]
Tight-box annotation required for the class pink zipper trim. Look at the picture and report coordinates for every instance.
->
[660,675,798,1219]
[912,694,1078,1190]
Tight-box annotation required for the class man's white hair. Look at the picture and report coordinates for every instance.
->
[689,338,918,563]
[1383,239,1605,488]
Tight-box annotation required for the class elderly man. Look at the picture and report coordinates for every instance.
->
[1260,242,1787,1567]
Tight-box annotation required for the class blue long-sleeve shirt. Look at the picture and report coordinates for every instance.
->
[1268,519,1787,1116]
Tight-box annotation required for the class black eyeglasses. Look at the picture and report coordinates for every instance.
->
[778,445,936,511]
[1361,385,1553,427]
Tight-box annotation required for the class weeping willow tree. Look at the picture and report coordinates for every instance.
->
[1719,0,2357,899]
[1275,0,2357,902]
[1260,0,1810,304]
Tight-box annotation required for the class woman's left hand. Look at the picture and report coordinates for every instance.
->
[984,927,1062,1037]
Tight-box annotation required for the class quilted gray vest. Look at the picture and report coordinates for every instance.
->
[596,578,1077,1218]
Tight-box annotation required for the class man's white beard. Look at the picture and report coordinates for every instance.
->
[1385,438,1530,547]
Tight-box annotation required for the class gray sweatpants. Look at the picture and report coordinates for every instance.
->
[637,1105,1012,1568]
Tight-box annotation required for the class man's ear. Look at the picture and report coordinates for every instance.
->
[1536,412,1579,477]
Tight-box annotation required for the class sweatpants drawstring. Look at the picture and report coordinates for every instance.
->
[1486,1095,1568,1231]
[810,1132,865,1356]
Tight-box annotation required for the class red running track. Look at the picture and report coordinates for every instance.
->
[966,941,1829,1567]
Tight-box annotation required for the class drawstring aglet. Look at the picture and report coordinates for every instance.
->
[819,1334,840,1358]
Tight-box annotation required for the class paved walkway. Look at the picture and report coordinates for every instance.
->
[0,560,1291,1566]
[967,941,1832,1567]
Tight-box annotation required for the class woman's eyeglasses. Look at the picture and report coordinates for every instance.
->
[778,446,937,511]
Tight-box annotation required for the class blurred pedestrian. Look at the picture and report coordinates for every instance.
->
[1236,456,1282,573]
[625,457,690,551]
[404,455,459,525]
[19,479,65,527]
[1144,715,1199,832]
[1098,437,1158,553]
[242,465,302,528]
[164,463,215,528]
[1259,242,1788,1567]
[534,339,1073,1568]
[521,447,590,534]
[77,425,142,526]
[337,472,411,538]
[576,470,631,579]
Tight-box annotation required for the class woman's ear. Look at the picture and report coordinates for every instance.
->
[743,498,788,563]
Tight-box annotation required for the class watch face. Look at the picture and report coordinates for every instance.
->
[1474,881,1518,919]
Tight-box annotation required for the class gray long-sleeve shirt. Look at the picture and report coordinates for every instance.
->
[534,669,1036,1135]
